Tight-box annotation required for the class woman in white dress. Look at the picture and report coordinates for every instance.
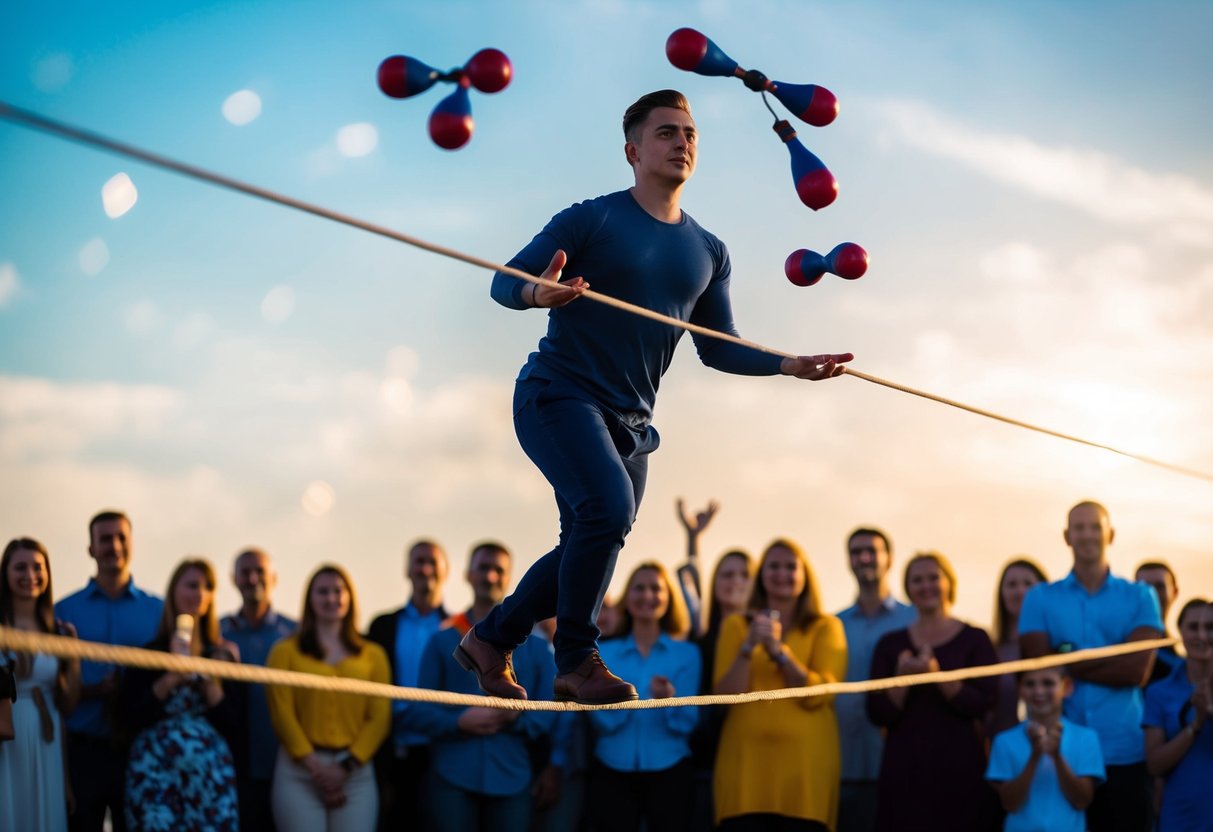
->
[0,537,80,832]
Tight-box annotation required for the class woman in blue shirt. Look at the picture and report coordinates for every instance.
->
[1143,597,1213,831]
[588,560,700,832]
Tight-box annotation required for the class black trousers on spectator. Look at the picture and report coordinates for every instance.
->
[376,744,431,832]
[588,757,693,832]
[67,733,127,832]
[716,815,828,832]
[1087,762,1153,832]
[237,776,276,832]
[837,780,878,832]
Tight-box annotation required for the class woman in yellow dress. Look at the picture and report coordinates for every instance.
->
[713,538,847,832]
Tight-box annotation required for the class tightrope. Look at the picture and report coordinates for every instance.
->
[2,101,1210,484]
[0,626,1174,712]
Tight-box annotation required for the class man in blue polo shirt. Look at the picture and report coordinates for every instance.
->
[56,509,163,832]
[834,526,916,832]
[407,541,555,832]
[1019,500,1163,832]
[220,547,297,832]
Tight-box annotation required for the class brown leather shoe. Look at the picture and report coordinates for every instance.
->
[453,628,528,700]
[553,651,638,705]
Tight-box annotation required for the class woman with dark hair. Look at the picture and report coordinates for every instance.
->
[1143,597,1213,831]
[712,538,846,832]
[267,564,390,832]
[588,560,700,832]
[989,557,1047,734]
[867,551,1000,832]
[121,557,240,831]
[0,537,79,831]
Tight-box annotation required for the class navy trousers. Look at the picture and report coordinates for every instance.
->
[477,377,658,674]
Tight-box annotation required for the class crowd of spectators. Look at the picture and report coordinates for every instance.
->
[0,498,1209,832]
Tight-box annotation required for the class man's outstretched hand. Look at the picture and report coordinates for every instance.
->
[529,249,589,308]
[780,353,854,380]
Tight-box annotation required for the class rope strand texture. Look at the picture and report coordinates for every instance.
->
[1,101,1210,484]
[0,626,1174,713]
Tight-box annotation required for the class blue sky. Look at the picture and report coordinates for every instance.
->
[3,1,1212,626]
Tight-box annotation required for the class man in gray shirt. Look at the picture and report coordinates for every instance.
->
[834,527,915,832]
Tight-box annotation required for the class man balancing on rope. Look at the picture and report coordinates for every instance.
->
[455,90,852,705]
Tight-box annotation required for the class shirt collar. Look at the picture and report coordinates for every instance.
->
[84,576,145,600]
[1062,568,1113,594]
[623,632,671,655]
[224,608,281,631]
[404,602,446,620]
[843,594,902,617]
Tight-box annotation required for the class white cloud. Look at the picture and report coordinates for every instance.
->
[102,173,138,219]
[0,263,18,307]
[872,99,1213,245]
[222,90,261,126]
[79,238,110,276]
[260,285,295,324]
[32,53,73,92]
[336,123,378,158]
[126,299,164,335]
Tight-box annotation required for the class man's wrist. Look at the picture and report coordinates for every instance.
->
[334,750,361,773]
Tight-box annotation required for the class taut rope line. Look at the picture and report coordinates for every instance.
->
[2,101,1211,484]
[0,626,1174,713]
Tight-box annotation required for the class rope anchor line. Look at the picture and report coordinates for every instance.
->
[0,626,1175,712]
[1,101,1210,484]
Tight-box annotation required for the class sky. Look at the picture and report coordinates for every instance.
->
[2,0,1211,633]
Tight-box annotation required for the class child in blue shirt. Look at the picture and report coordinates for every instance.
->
[986,666,1105,832]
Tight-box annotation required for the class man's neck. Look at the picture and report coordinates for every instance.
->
[856,583,890,616]
[629,181,683,223]
[468,602,494,625]
[410,594,440,616]
[240,601,271,626]
[632,620,661,655]
[1073,559,1109,593]
[95,571,131,600]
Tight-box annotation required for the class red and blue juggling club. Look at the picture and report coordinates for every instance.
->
[464,48,512,94]
[666,28,739,77]
[768,81,838,127]
[785,243,869,287]
[773,120,837,210]
[377,55,442,99]
[428,82,473,150]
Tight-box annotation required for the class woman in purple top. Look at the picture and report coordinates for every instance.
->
[867,551,1000,831]
[989,558,1047,735]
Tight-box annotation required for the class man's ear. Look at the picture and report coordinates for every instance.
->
[624,140,637,166]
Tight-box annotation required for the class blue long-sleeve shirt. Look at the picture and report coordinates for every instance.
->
[403,618,556,796]
[589,633,700,772]
[490,190,784,423]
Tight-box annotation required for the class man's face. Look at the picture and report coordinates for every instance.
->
[848,533,891,588]
[408,543,448,599]
[466,548,510,608]
[1135,566,1177,618]
[626,106,697,185]
[234,551,276,607]
[1063,504,1113,565]
[89,517,132,578]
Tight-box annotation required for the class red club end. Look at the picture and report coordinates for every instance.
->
[465,48,512,94]
[795,169,839,211]
[831,243,868,279]
[666,28,709,71]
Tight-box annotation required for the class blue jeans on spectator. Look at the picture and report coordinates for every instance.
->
[429,773,532,832]
[477,378,658,674]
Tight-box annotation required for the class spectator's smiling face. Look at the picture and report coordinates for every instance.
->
[848,534,891,588]
[1179,603,1213,662]
[1019,669,1069,721]
[713,554,751,613]
[89,517,132,578]
[6,546,48,601]
[906,559,950,615]
[234,550,275,606]
[467,548,510,608]
[1063,504,1113,566]
[310,572,350,624]
[408,543,448,598]
[173,566,213,618]
[761,545,805,604]
[1001,565,1042,620]
[625,567,669,626]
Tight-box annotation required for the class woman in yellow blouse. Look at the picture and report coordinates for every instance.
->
[267,564,391,832]
[713,538,847,832]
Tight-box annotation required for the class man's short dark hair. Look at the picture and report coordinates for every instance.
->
[468,540,511,566]
[89,509,130,542]
[1135,560,1177,586]
[622,90,691,141]
[847,527,892,556]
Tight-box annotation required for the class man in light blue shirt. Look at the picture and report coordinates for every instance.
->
[367,538,449,832]
[56,510,163,832]
[220,547,296,832]
[834,526,915,832]
[1020,500,1162,832]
